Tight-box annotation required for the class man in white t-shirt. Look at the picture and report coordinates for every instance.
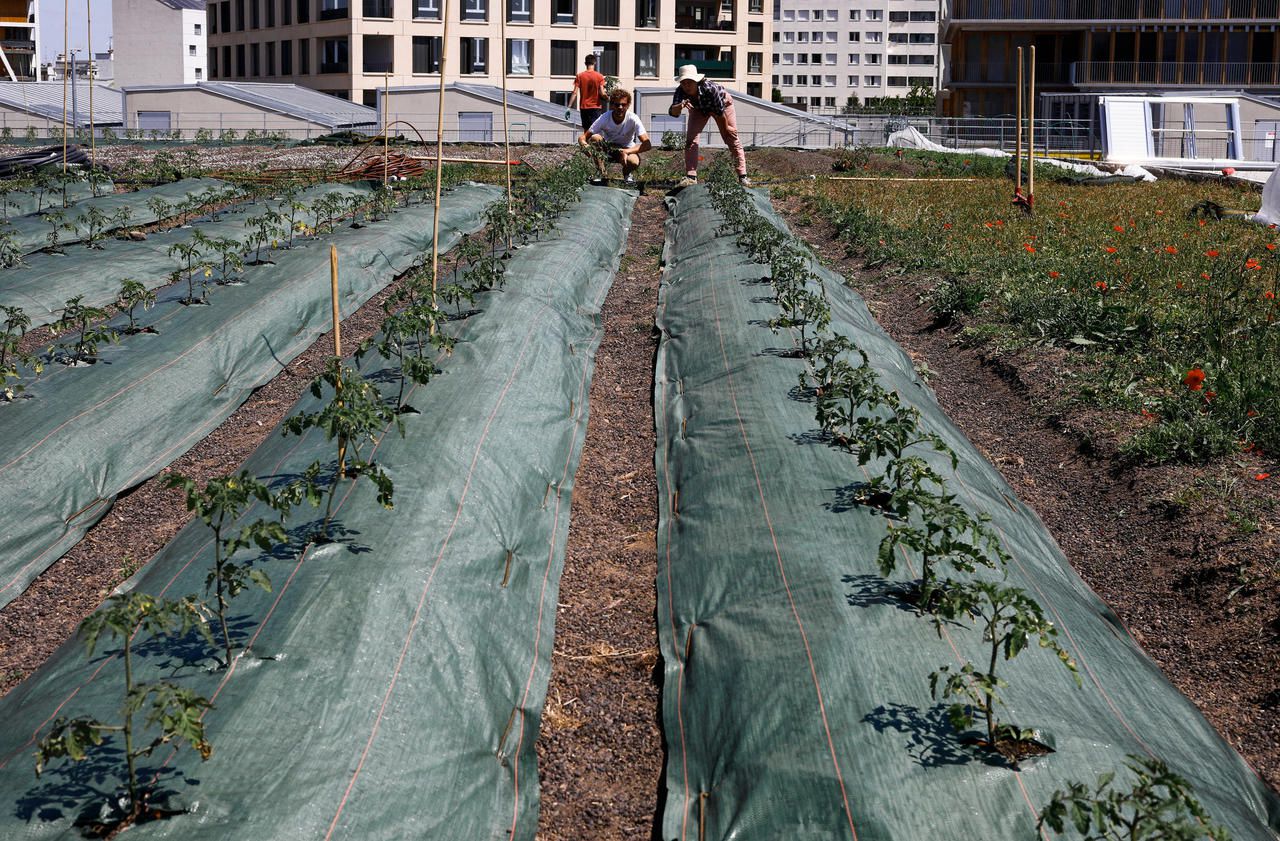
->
[577,87,652,186]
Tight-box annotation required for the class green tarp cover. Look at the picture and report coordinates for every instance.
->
[2,178,100,219]
[0,181,371,328]
[654,186,1280,840]
[0,183,502,611]
[4,178,226,255]
[0,186,634,840]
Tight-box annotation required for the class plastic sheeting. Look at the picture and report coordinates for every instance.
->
[0,181,371,328]
[3,178,227,255]
[0,183,501,611]
[654,186,1280,840]
[1,177,101,218]
[0,186,634,841]
[1253,166,1280,226]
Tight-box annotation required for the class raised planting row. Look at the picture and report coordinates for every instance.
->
[0,163,637,839]
[0,168,106,220]
[652,165,1280,840]
[0,177,233,259]
[0,182,503,611]
[0,180,379,332]
[797,166,1278,464]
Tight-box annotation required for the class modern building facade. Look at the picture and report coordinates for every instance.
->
[204,0,771,106]
[771,0,942,112]
[114,0,208,88]
[943,0,1280,116]
[0,0,38,81]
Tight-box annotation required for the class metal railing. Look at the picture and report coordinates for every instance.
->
[948,0,1277,20]
[1072,60,1280,88]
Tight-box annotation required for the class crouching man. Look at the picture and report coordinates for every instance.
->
[578,88,651,186]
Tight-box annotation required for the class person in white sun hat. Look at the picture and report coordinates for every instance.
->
[667,64,750,188]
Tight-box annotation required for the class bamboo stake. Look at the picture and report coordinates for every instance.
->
[383,71,390,186]
[1015,46,1023,196]
[499,2,512,226]
[61,0,68,172]
[87,0,95,168]
[1028,45,1036,205]
[330,245,346,475]
[429,0,451,307]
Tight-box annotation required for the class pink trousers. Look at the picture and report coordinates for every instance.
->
[685,100,746,177]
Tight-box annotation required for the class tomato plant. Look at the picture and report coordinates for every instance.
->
[51,295,117,364]
[116,279,157,334]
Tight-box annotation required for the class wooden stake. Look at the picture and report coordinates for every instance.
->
[1028,45,1036,204]
[61,0,68,173]
[429,0,451,308]
[86,0,95,168]
[383,71,390,186]
[330,245,346,474]
[499,2,513,228]
[1015,46,1023,195]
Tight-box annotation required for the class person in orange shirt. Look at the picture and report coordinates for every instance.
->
[567,54,607,132]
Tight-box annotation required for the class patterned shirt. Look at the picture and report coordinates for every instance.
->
[672,79,732,115]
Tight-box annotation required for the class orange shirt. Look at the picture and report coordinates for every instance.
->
[574,70,606,109]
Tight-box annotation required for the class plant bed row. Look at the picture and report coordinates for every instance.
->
[0,181,503,611]
[651,165,1279,840]
[0,162,636,839]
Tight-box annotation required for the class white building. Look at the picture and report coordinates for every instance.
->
[113,0,208,89]
[0,0,39,80]
[771,0,941,113]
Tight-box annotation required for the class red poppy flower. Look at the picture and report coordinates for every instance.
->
[1163,245,1178,254]
[1113,224,1125,232]
[1247,409,1259,417]
[1205,249,1220,257]
[994,220,1004,227]
[1177,281,1186,289]
[1204,390,1217,402]
[943,222,952,229]
[1265,291,1276,300]
[1199,273,1210,280]
[1024,243,1036,253]
[1183,368,1206,391]
[1048,270,1060,278]
[1246,257,1262,270]
[1094,280,1108,291]
[1256,473,1271,481]
[1267,243,1277,251]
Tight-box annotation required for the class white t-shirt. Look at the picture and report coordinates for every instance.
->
[588,110,647,148]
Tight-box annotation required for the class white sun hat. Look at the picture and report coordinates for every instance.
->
[676,64,704,83]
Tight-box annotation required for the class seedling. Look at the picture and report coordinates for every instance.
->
[245,209,286,263]
[34,593,214,828]
[77,205,111,249]
[0,230,22,268]
[87,169,112,198]
[930,580,1079,759]
[1,305,40,400]
[116,279,157,334]
[168,240,211,304]
[0,178,27,222]
[164,471,290,667]
[51,295,117,364]
[30,168,52,213]
[41,209,72,253]
[362,292,452,411]
[279,191,306,246]
[146,196,173,228]
[282,358,402,536]
[111,205,134,235]
[1039,755,1229,840]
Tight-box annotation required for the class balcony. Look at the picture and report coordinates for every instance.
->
[948,0,1277,21]
[951,62,1073,86]
[673,56,734,78]
[675,0,734,31]
[1072,61,1280,88]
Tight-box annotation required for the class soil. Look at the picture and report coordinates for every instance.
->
[2,148,1277,834]
[771,192,1280,795]
[535,193,665,840]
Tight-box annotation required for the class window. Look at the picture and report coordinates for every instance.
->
[796,54,806,64]
[550,39,576,75]
[908,75,932,86]
[320,37,348,72]
[282,0,291,25]
[507,38,531,73]
[251,0,260,28]
[824,96,835,106]
[553,0,574,23]
[748,51,762,73]
[319,0,348,18]
[508,0,531,22]
[210,49,218,76]
[909,33,934,44]
[266,0,274,25]
[413,35,442,72]
[909,11,935,20]
[847,74,856,85]
[848,32,859,41]
[781,8,793,19]
[866,31,881,43]
[889,32,907,43]
[265,42,275,74]
[908,55,934,65]
[459,37,487,72]
[864,74,879,85]
[866,9,881,20]
[865,53,880,64]
[887,75,907,86]
[781,73,792,84]
[195,22,203,34]
[796,74,807,84]
[635,0,657,27]
[810,31,821,41]
[847,8,858,19]
[808,95,819,105]
[365,0,393,15]
[888,54,906,64]
[795,8,807,19]
[825,32,837,42]
[847,53,858,64]
[189,44,197,56]
[888,10,908,21]
[635,42,657,76]
[823,74,834,85]
[281,40,292,74]
[594,0,618,25]
[235,43,246,74]
[748,21,762,43]
[811,52,821,63]
[297,0,310,21]
[748,0,762,11]
[824,8,835,18]
[824,53,835,64]
[462,0,486,20]
[781,32,791,42]
[747,82,761,97]
[796,32,807,42]
[363,34,392,70]
[222,44,231,75]
[208,5,216,34]
[782,53,793,64]
[251,42,260,75]
[235,0,245,29]
[414,0,439,17]
[220,2,230,30]
[299,39,309,72]
[595,41,619,74]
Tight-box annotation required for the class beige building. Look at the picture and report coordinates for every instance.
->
[121,80,376,136]
[114,0,209,88]
[205,0,771,107]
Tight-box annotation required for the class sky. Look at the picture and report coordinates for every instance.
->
[39,0,114,64]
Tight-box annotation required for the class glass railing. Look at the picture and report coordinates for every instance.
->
[949,0,1275,20]
[1072,60,1280,87]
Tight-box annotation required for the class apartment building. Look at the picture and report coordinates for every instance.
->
[0,0,38,81]
[205,0,771,106]
[771,0,941,112]
[944,0,1280,117]
[114,0,208,88]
